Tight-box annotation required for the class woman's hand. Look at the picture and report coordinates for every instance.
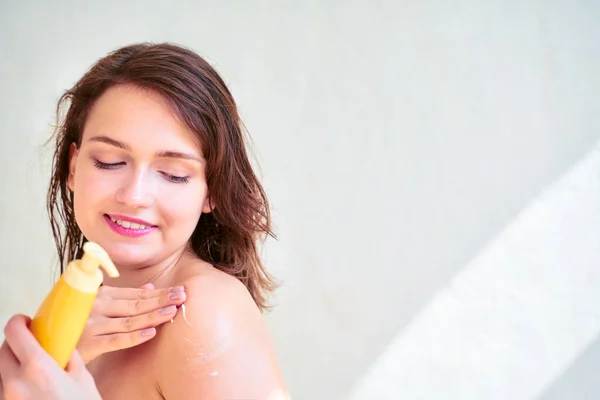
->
[78,283,186,364]
[0,314,101,400]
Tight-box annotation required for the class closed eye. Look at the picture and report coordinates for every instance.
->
[94,160,124,170]
[161,172,189,184]
[93,159,189,183]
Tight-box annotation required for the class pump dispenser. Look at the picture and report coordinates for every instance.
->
[30,242,119,369]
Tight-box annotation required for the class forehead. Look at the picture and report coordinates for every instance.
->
[82,84,201,153]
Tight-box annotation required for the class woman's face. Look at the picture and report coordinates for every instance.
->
[68,84,211,269]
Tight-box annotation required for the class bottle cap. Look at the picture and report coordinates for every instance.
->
[63,242,119,293]
[79,242,120,277]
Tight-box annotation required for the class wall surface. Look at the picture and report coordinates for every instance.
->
[1,1,599,399]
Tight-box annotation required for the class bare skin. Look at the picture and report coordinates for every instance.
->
[77,283,186,365]
[0,254,288,400]
[86,250,288,400]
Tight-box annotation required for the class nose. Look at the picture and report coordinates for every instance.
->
[115,168,153,208]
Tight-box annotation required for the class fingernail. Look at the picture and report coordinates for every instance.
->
[141,328,155,336]
[169,293,183,300]
[169,286,185,293]
[160,305,177,315]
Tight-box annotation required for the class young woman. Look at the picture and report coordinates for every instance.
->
[1,42,288,399]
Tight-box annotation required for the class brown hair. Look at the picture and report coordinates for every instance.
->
[47,42,277,311]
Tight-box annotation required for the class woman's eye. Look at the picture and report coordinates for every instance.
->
[162,172,189,184]
[93,159,189,184]
[94,160,124,170]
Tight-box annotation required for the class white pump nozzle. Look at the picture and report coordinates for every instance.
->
[62,242,119,293]
[80,242,120,278]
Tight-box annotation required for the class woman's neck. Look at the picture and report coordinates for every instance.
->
[101,245,194,289]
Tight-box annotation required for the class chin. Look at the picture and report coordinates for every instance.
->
[93,238,158,268]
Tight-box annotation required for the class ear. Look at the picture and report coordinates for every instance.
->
[67,143,79,192]
[201,196,214,214]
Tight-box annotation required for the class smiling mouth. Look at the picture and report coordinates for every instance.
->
[104,214,156,230]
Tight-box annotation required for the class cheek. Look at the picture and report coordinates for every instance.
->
[159,184,207,230]
[72,165,115,226]
[73,166,111,203]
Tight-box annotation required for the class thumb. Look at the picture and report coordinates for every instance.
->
[65,349,88,375]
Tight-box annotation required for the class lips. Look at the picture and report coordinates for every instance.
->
[104,214,158,238]
[105,214,156,229]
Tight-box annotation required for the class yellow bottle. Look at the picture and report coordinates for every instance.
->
[30,241,119,369]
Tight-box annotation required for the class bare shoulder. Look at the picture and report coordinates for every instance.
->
[184,265,258,315]
[156,262,289,399]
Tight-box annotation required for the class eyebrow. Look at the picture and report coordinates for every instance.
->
[88,135,204,163]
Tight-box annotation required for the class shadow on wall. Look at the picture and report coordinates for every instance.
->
[535,333,600,400]
[347,140,600,400]
[263,1,600,398]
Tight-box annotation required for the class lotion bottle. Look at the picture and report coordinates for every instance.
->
[30,241,119,369]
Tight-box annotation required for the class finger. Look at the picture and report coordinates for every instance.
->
[0,340,27,400]
[0,340,19,379]
[105,305,180,333]
[64,349,86,376]
[140,283,154,290]
[96,289,187,318]
[99,285,182,301]
[3,315,49,367]
[95,328,157,353]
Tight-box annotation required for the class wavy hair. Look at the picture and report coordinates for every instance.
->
[47,42,277,310]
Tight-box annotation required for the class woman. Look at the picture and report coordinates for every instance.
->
[2,42,288,399]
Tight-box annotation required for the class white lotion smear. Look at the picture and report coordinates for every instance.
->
[170,303,191,325]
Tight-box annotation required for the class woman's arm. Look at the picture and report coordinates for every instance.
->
[156,273,289,400]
